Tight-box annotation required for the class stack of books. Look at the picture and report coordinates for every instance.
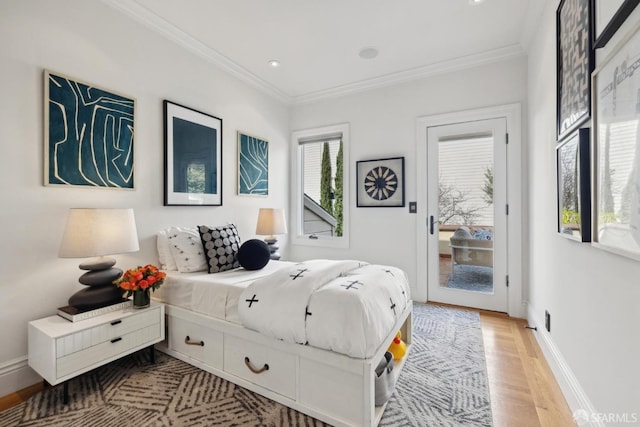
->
[57,298,132,322]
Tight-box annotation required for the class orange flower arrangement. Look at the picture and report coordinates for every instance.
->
[114,264,166,295]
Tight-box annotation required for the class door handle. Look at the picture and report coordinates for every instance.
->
[244,357,269,374]
[429,216,435,235]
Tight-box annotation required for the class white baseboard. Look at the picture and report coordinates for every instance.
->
[527,304,604,427]
[0,356,42,398]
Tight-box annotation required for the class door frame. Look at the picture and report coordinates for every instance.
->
[415,103,524,318]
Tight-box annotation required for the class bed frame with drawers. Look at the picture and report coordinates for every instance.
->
[155,302,412,427]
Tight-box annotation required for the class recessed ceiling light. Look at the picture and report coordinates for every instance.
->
[359,47,379,59]
[469,0,485,4]
[268,59,280,68]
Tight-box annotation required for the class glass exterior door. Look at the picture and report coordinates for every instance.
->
[427,119,507,312]
[438,135,494,292]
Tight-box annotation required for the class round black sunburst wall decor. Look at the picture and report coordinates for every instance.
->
[356,157,405,207]
[364,166,398,200]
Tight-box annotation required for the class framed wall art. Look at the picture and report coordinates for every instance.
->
[237,131,268,196]
[556,128,591,242]
[557,0,594,141]
[592,0,640,48]
[356,157,405,207]
[592,20,640,259]
[164,100,222,206]
[44,70,135,189]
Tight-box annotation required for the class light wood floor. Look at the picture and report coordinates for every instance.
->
[436,254,575,425]
[0,308,576,426]
[480,307,575,426]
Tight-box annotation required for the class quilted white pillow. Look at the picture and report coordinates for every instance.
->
[166,226,208,273]
[156,229,177,271]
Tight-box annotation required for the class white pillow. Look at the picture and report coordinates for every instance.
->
[167,226,208,273]
[157,229,177,271]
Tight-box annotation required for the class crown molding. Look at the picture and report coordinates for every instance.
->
[291,44,526,105]
[100,0,292,104]
[101,0,525,107]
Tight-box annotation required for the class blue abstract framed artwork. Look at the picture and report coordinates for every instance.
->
[163,100,222,206]
[44,70,135,189]
[237,131,269,196]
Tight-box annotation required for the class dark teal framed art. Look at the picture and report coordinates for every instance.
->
[44,70,135,189]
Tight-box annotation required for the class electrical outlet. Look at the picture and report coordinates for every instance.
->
[545,310,551,332]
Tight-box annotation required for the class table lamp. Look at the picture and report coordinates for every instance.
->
[255,208,287,260]
[58,208,140,308]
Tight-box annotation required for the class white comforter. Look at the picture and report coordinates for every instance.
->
[238,260,411,358]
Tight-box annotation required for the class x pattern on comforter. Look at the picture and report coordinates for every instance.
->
[238,259,411,358]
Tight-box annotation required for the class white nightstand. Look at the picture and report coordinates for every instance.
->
[28,301,165,403]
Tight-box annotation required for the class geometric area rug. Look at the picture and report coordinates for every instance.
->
[380,303,492,426]
[0,303,492,427]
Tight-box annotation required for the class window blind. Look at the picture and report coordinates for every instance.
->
[297,132,343,145]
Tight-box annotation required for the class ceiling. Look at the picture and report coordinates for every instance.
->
[103,0,544,104]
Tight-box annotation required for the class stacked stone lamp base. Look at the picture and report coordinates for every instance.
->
[68,257,124,308]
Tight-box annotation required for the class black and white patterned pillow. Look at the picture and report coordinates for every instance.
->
[198,224,241,273]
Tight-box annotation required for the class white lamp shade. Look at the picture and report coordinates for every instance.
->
[58,208,140,258]
[256,208,287,236]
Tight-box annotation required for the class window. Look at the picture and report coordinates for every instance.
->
[291,123,349,248]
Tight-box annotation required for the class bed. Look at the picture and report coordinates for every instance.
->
[152,255,412,427]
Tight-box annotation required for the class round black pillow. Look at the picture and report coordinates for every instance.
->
[237,239,270,270]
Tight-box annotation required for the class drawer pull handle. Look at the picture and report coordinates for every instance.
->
[111,337,122,343]
[110,320,122,326]
[244,357,269,374]
[185,336,204,346]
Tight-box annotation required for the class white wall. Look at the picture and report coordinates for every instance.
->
[0,0,289,396]
[290,57,528,293]
[526,0,640,420]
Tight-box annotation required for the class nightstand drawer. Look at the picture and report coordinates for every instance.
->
[56,309,160,357]
[57,323,161,378]
[224,334,296,399]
